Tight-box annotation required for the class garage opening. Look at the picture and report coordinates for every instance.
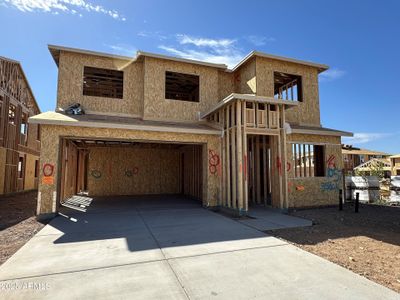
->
[58,138,204,211]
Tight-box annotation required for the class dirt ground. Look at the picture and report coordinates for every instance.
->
[0,191,46,266]
[268,204,400,293]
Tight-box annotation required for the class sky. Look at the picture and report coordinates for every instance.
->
[0,0,399,153]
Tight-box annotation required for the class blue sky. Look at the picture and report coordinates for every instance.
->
[0,0,399,153]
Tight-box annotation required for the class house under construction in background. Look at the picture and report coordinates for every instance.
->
[30,45,352,219]
[0,56,41,195]
[342,145,391,175]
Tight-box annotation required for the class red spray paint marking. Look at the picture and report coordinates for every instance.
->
[327,155,336,168]
[208,150,220,176]
[277,156,282,176]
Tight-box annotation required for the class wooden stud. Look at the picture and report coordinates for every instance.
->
[236,100,243,211]
[226,106,231,208]
[242,101,248,212]
[231,103,237,209]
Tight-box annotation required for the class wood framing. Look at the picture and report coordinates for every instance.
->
[0,56,41,195]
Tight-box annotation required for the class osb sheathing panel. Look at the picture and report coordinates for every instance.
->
[57,51,143,116]
[234,57,257,94]
[26,123,40,152]
[23,153,37,190]
[0,148,6,194]
[37,124,221,214]
[143,57,220,121]
[87,146,180,196]
[286,134,343,208]
[218,71,234,101]
[255,56,321,126]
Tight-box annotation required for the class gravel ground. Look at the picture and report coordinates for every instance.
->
[267,204,400,293]
[0,191,46,266]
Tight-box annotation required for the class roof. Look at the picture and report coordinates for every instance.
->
[390,154,400,158]
[201,93,299,119]
[354,158,391,171]
[48,44,329,72]
[0,56,41,113]
[289,124,353,137]
[342,148,390,156]
[231,51,329,73]
[28,111,221,135]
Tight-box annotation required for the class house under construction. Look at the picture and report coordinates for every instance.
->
[0,56,41,195]
[30,45,352,218]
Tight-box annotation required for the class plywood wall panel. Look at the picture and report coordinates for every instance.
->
[143,57,220,121]
[87,146,180,196]
[255,57,321,126]
[286,134,343,208]
[57,52,143,116]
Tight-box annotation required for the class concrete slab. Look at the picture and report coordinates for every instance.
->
[0,195,398,299]
[239,207,312,231]
[0,261,187,300]
[151,220,286,258]
[36,210,146,236]
[0,228,163,280]
[169,244,399,300]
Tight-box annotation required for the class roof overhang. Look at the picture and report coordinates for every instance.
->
[230,51,329,73]
[201,93,299,119]
[29,111,221,136]
[48,45,227,69]
[289,124,353,137]
[48,44,328,73]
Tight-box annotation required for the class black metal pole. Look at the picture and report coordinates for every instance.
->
[355,192,359,213]
[339,189,343,211]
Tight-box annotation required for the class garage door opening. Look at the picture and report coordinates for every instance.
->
[58,138,204,211]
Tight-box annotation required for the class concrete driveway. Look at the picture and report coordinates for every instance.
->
[0,195,398,299]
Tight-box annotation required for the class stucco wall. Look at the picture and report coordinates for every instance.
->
[37,124,222,215]
[256,57,321,126]
[286,134,343,208]
[57,51,143,116]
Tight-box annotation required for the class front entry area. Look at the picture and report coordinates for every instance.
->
[58,138,204,211]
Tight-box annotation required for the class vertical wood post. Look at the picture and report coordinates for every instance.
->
[230,104,236,209]
[225,107,231,208]
[242,101,248,212]
[236,100,243,212]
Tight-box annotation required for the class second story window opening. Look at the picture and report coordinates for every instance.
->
[274,72,303,102]
[83,66,123,99]
[165,71,199,102]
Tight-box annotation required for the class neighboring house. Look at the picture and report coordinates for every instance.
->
[342,145,390,175]
[353,158,392,177]
[0,56,41,195]
[390,154,400,176]
[30,45,352,219]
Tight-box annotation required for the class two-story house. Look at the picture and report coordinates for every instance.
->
[30,45,352,219]
[0,56,41,195]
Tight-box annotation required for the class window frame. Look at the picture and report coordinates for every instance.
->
[82,66,124,99]
[165,71,200,103]
[273,71,303,102]
[291,142,325,178]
